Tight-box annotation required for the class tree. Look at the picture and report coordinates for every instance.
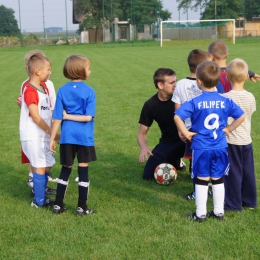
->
[176,0,260,20]
[175,0,239,19]
[74,0,171,35]
[243,0,260,21]
[199,0,241,20]
[0,5,20,37]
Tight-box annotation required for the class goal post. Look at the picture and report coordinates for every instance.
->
[160,19,236,47]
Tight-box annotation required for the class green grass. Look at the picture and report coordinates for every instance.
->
[0,41,260,260]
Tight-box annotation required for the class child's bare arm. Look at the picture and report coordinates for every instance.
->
[250,73,260,83]
[16,96,22,108]
[174,115,197,141]
[63,110,92,122]
[50,119,62,153]
[248,70,260,83]
[28,103,52,134]
[223,114,245,135]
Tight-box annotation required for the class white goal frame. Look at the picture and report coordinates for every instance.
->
[160,19,236,47]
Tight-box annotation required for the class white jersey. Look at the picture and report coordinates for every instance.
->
[18,78,56,111]
[224,90,256,145]
[172,77,200,129]
[46,80,56,111]
[19,84,51,141]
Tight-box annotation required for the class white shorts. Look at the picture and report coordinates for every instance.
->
[21,140,55,168]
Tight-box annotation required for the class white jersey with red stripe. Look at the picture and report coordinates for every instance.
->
[17,78,56,110]
[19,83,51,141]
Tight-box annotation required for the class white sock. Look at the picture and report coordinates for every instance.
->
[195,183,208,217]
[29,173,33,178]
[212,183,224,215]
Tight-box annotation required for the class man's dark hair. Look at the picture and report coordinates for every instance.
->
[153,68,176,89]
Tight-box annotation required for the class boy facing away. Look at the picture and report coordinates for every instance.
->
[172,49,212,200]
[208,40,260,93]
[224,58,257,211]
[19,54,59,207]
[50,54,97,216]
[174,61,245,222]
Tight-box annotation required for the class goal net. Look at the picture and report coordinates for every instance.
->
[160,19,235,47]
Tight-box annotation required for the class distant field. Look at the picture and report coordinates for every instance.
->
[0,42,259,259]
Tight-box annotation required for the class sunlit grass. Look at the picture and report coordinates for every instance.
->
[0,42,259,259]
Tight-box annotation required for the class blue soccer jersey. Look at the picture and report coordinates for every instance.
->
[52,81,96,146]
[175,91,244,150]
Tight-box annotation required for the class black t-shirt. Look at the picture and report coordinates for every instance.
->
[138,94,180,143]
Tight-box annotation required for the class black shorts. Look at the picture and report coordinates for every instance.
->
[60,144,97,166]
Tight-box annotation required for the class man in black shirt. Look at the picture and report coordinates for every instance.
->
[137,68,186,180]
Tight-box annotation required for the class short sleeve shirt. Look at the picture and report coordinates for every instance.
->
[175,91,244,150]
[52,81,96,146]
[139,94,180,143]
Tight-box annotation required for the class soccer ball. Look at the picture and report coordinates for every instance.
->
[154,163,177,185]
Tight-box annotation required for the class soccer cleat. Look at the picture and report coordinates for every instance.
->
[183,191,195,200]
[46,186,57,195]
[179,159,186,172]
[77,206,95,216]
[47,173,58,183]
[189,212,206,223]
[207,210,224,220]
[27,176,33,188]
[53,205,66,214]
[48,172,53,181]
[30,186,57,197]
[31,198,53,208]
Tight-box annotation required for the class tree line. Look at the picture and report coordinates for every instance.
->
[176,0,260,21]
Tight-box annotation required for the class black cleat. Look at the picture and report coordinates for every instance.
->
[207,210,224,220]
[183,191,196,200]
[53,205,66,214]
[31,198,53,208]
[189,212,206,223]
[77,207,95,216]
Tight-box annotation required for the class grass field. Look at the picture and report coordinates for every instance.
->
[0,41,260,260]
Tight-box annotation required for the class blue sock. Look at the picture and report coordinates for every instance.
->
[33,172,46,206]
[45,172,49,190]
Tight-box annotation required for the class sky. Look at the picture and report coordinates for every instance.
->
[0,0,200,32]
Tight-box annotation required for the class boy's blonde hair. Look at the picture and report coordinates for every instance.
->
[27,54,50,75]
[63,54,90,80]
[208,40,228,60]
[24,50,45,66]
[227,58,248,84]
[187,49,211,73]
[196,61,220,89]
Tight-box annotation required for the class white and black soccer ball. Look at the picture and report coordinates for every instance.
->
[154,163,177,185]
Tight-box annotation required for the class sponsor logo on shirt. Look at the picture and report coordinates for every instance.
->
[41,106,50,110]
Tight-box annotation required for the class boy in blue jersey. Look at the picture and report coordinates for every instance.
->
[174,61,245,222]
[50,54,96,216]
[172,49,212,200]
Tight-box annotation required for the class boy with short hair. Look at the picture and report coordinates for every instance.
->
[19,54,59,207]
[208,40,260,93]
[174,61,245,222]
[224,58,257,211]
[172,49,212,200]
[17,49,56,190]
